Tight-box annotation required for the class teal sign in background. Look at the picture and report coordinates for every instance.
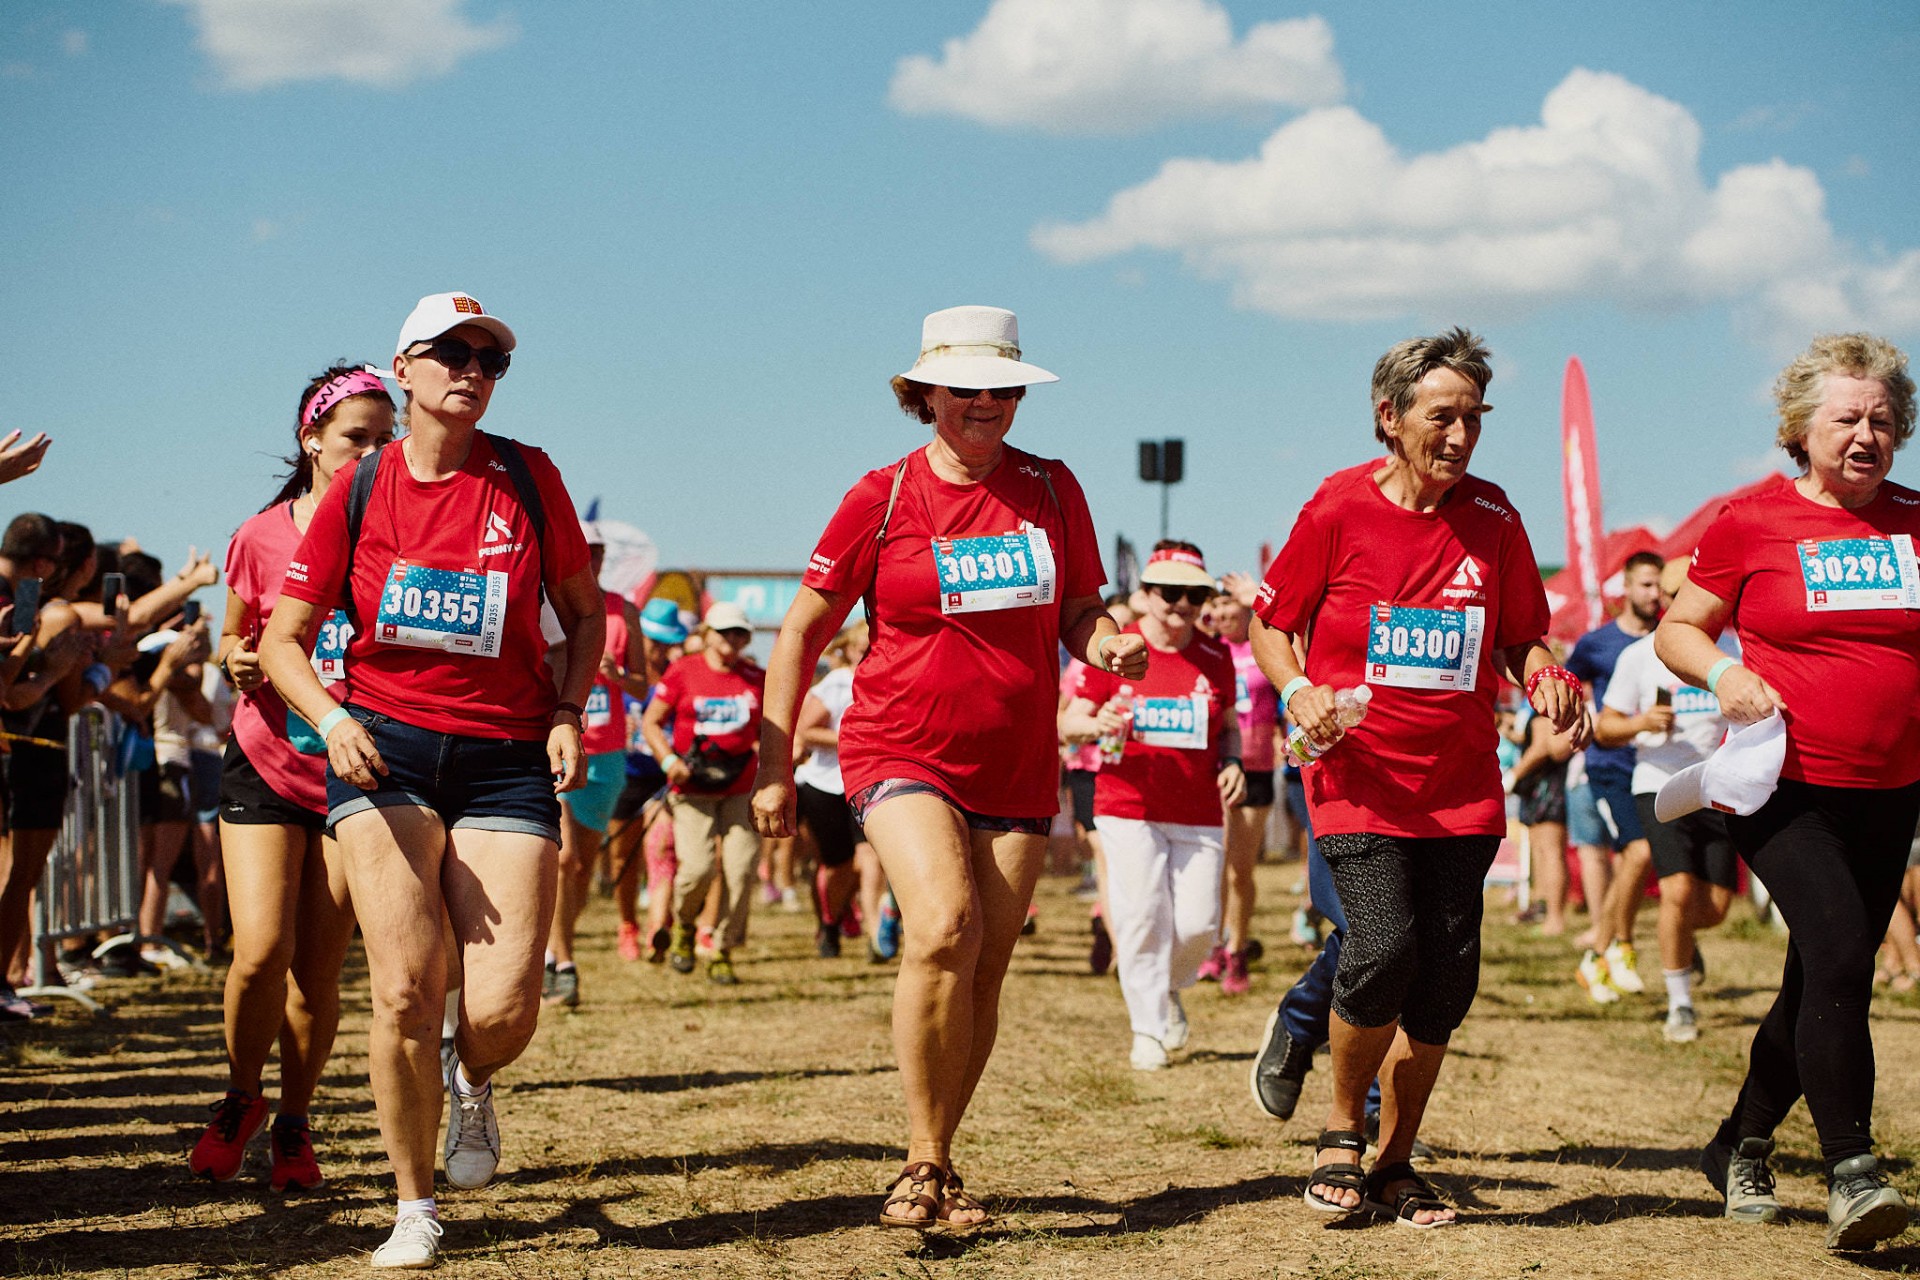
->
[707,575,802,629]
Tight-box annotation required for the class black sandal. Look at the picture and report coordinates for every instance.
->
[880,1161,946,1229]
[1363,1160,1456,1229]
[1303,1130,1368,1214]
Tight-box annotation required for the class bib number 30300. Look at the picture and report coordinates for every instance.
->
[1799,535,1920,611]
[932,528,1056,615]
[375,560,509,657]
[1366,603,1484,691]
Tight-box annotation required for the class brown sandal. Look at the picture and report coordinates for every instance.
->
[937,1169,994,1230]
[879,1161,945,1229]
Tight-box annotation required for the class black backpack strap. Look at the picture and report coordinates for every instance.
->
[339,443,387,629]
[484,433,552,605]
[862,458,910,633]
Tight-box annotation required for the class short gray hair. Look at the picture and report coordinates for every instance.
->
[1369,327,1493,444]
[1773,333,1914,468]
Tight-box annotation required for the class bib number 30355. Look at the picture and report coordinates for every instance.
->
[1366,603,1484,691]
[375,560,509,657]
[932,528,1056,615]
[1799,535,1920,611]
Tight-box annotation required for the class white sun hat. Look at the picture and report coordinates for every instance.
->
[900,305,1058,390]
[395,292,517,357]
[1654,710,1787,822]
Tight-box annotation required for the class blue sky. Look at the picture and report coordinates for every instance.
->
[4,1,1917,588]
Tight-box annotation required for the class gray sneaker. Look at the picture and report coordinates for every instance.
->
[1701,1136,1781,1224]
[1826,1153,1909,1251]
[1663,1005,1699,1043]
[443,1064,500,1190]
[1249,1009,1314,1121]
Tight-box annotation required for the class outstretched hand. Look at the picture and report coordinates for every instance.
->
[0,431,51,485]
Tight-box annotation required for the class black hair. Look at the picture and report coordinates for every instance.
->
[121,551,162,602]
[1,512,60,563]
[263,363,396,512]
[52,521,96,597]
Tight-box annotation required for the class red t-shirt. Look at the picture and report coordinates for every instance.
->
[279,436,589,741]
[225,503,327,813]
[1255,461,1550,838]
[802,445,1106,818]
[1688,479,1920,788]
[1074,623,1235,826]
[656,652,765,796]
[581,591,631,756]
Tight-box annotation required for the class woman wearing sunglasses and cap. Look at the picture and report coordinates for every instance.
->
[753,305,1147,1230]
[1062,541,1243,1070]
[259,293,603,1269]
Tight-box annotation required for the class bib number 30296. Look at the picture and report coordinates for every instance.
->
[1366,603,1484,691]
[1799,535,1920,611]
[375,560,509,657]
[932,527,1056,615]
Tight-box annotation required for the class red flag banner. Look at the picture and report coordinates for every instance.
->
[1561,357,1606,635]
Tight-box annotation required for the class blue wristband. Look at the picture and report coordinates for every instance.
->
[1279,677,1312,709]
[315,707,351,741]
[1705,658,1737,696]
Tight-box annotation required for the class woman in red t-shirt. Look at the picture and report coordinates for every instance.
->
[751,306,1146,1230]
[1656,333,1920,1250]
[259,294,603,1269]
[1253,328,1585,1227]
[641,601,766,985]
[1063,542,1244,1071]
[188,366,394,1191]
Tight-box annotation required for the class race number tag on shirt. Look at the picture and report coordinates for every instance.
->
[932,528,1056,615]
[694,694,753,737]
[584,683,614,729]
[1798,535,1920,611]
[311,609,353,685]
[1366,603,1484,691]
[1131,695,1209,750]
[375,560,508,657]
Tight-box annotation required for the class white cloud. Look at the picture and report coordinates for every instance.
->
[161,0,515,91]
[62,30,88,57]
[1034,68,1920,346]
[889,0,1343,134]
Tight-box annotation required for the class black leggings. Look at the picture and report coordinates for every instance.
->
[1717,777,1920,1174]
[1319,832,1500,1045]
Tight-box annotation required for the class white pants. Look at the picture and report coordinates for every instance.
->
[1095,816,1224,1041]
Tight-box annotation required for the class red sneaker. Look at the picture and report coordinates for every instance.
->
[189,1090,269,1182]
[1220,947,1251,996]
[616,920,643,962]
[268,1114,325,1192]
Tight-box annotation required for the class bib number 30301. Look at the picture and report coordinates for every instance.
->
[932,528,1056,615]
[375,560,509,657]
[1366,603,1484,691]
[1799,535,1920,611]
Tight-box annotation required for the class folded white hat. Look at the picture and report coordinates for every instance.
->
[1655,711,1786,822]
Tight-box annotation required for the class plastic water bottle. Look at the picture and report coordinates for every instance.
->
[1286,685,1373,765]
[1096,694,1133,766]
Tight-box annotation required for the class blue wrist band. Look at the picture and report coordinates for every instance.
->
[1705,658,1736,695]
[315,707,351,741]
[1279,677,1312,709]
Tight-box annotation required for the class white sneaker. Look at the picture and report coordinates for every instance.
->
[1604,941,1646,994]
[1663,1005,1699,1043]
[443,1067,500,1190]
[1130,1033,1169,1071]
[141,945,191,971]
[1164,992,1190,1052]
[1577,950,1621,1004]
[371,1214,443,1269]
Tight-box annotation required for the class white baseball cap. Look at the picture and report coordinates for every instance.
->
[900,305,1058,390]
[1654,711,1787,822]
[395,292,516,358]
[702,601,752,633]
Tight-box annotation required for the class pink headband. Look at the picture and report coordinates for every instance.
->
[302,369,388,429]
[1147,548,1207,571]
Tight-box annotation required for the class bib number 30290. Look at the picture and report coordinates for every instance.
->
[375,560,509,657]
[932,528,1056,615]
[1799,535,1920,611]
[1366,603,1484,691]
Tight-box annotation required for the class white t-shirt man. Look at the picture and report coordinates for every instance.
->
[1601,633,1737,794]
[792,665,855,795]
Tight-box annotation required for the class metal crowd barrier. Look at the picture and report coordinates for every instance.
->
[19,706,147,1012]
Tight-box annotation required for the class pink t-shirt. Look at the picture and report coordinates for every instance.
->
[1230,637,1279,771]
[581,591,631,756]
[1060,659,1101,773]
[224,503,329,813]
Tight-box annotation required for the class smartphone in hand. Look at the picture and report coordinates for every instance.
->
[8,578,42,637]
[182,599,202,627]
[100,572,126,613]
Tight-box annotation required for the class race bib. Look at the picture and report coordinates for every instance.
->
[933,527,1056,615]
[1670,686,1721,718]
[312,608,353,685]
[375,560,508,657]
[694,694,753,737]
[1130,694,1208,750]
[1798,535,1920,611]
[1366,603,1484,691]
[584,682,614,729]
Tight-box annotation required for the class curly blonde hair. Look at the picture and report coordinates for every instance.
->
[1774,333,1915,467]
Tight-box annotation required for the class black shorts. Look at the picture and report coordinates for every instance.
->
[1066,768,1096,831]
[219,737,325,832]
[610,769,666,824]
[1234,768,1276,810]
[4,739,70,832]
[1634,793,1737,889]
[139,761,194,826]
[797,782,861,867]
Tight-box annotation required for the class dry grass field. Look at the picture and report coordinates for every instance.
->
[5,860,1919,1279]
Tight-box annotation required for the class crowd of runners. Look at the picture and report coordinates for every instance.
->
[2,299,1917,1265]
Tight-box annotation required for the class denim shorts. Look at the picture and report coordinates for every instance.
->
[1567,771,1644,851]
[325,703,561,843]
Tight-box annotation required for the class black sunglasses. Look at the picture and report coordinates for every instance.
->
[408,335,511,381]
[944,385,1024,402]
[1151,584,1214,607]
